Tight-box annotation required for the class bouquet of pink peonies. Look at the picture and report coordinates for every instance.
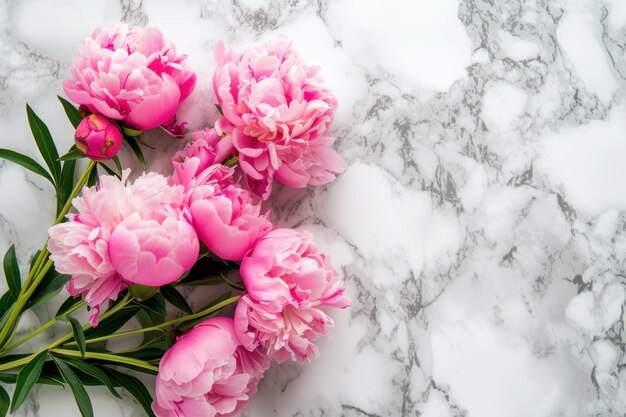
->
[0,24,348,417]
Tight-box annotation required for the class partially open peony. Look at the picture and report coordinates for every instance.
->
[213,38,345,198]
[63,23,196,131]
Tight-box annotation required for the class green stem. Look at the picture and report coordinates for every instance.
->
[77,296,240,345]
[0,294,131,372]
[0,301,86,354]
[51,348,159,373]
[0,161,96,349]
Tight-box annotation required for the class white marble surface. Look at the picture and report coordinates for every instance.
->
[1,0,626,416]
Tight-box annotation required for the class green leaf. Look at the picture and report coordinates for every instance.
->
[121,126,143,137]
[105,368,156,417]
[0,149,55,185]
[86,164,99,187]
[10,351,47,413]
[0,371,62,386]
[57,96,84,128]
[26,104,61,186]
[215,103,223,115]
[27,269,70,310]
[58,147,83,162]
[0,292,15,322]
[97,162,120,178]
[51,356,93,417]
[60,357,120,399]
[83,304,140,340]
[68,317,86,357]
[0,383,9,417]
[161,285,192,314]
[112,156,122,175]
[125,136,145,169]
[176,291,232,332]
[136,293,166,319]
[57,158,77,216]
[3,245,20,299]
[56,296,83,317]
[29,250,41,273]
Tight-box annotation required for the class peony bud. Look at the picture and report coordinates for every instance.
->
[75,114,123,160]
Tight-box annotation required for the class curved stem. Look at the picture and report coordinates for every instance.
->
[77,296,240,345]
[51,348,159,373]
[0,300,86,354]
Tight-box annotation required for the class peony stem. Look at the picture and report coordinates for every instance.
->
[0,161,96,349]
[0,300,86,354]
[51,348,159,372]
[75,295,241,345]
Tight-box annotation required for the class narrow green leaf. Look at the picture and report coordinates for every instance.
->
[3,245,20,299]
[25,104,61,185]
[125,136,145,169]
[29,250,41,273]
[58,147,83,162]
[134,137,154,150]
[27,269,70,310]
[68,317,86,357]
[0,149,55,185]
[56,296,83,317]
[97,162,120,178]
[10,351,47,412]
[51,356,93,417]
[60,357,120,399]
[137,293,166,319]
[0,384,9,417]
[0,292,15,322]
[87,164,99,187]
[83,304,141,339]
[112,156,122,175]
[161,285,192,314]
[105,368,156,417]
[215,103,223,115]
[57,158,77,216]
[0,371,62,386]
[57,96,84,128]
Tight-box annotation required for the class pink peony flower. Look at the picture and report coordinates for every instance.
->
[212,38,344,198]
[109,212,199,286]
[233,228,349,363]
[48,170,193,325]
[74,114,123,160]
[189,182,272,261]
[63,23,196,131]
[152,317,269,417]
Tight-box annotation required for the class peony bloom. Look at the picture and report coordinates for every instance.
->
[212,38,344,198]
[152,317,269,417]
[63,23,196,131]
[233,228,349,363]
[48,170,194,325]
[109,213,199,286]
[74,114,123,160]
[189,182,272,261]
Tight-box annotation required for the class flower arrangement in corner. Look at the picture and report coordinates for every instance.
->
[0,24,348,417]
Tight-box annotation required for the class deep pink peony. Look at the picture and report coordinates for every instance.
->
[63,23,196,131]
[233,228,349,363]
[74,114,123,160]
[189,182,272,261]
[48,170,194,325]
[213,38,345,198]
[152,317,269,417]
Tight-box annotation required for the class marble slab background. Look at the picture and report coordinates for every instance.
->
[1,0,626,416]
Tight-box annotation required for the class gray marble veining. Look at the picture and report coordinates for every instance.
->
[0,0,625,416]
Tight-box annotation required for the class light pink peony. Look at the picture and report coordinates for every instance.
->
[109,212,199,286]
[233,228,349,363]
[212,38,344,198]
[189,182,272,261]
[74,114,123,160]
[48,170,194,325]
[152,317,269,417]
[63,23,196,131]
